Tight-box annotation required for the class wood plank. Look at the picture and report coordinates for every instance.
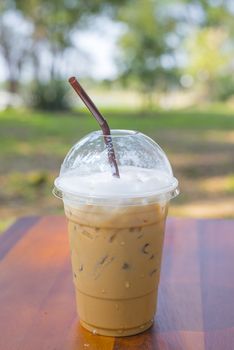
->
[114,218,234,349]
[0,216,39,261]
[64,320,115,350]
[197,219,234,349]
[0,216,73,350]
[114,218,206,350]
[0,216,115,350]
[1,217,234,350]
[161,218,202,283]
[158,218,204,333]
[113,329,205,350]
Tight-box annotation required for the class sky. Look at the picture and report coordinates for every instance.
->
[72,17,124,80]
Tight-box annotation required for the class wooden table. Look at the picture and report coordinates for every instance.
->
[0,216,234,350]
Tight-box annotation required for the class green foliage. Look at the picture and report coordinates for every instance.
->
[185,27,232,78]
[191,0,234,28]
[184,25,234,100]
[212,75,234,101]
[116,0,179,104]
[1,0,234,104]
[0,0,128,95]
[115,0,234,103]
[14,0,129,81]
[30,80,71,111]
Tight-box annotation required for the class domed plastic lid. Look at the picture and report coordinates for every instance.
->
[54,130,179,205]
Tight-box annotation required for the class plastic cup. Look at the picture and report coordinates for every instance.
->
[53,130,179,336]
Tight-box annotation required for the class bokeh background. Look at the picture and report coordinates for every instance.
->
[1,0,234,232]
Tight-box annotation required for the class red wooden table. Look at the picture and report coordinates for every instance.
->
[0,216,234,350]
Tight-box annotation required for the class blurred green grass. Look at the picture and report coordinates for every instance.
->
[1,107,234,160]
[0,107,234,233]
[1,107,234,137]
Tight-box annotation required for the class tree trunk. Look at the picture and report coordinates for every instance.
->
[8,79,19,94]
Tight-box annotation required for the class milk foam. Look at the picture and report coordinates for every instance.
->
[55,166,176,198]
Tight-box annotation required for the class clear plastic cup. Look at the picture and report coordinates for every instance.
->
[53,130,179,336]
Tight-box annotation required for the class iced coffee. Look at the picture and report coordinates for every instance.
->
[54,131,179,336]
[65,200,167,336]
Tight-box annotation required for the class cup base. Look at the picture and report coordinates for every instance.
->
[80,319,154,337]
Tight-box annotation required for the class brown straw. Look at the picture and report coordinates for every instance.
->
[68,77,120,178]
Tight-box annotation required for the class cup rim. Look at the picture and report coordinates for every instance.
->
[53,176,179,204]
[92,129,140,137]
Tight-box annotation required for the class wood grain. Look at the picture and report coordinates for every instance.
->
[0,216,39,261]
[0,216,234,350]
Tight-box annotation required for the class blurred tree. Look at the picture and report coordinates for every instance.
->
[188,0,234,27]
[182,0,234,101]
[116,0,179,107]
[0,0,127,101]
[31,79,71,111]
[115,0,234,104]
[185,27,232,82]
[0,1,32,94]
[0,18,31,94]
[15,0,128,82]
[212,75,234,101]
[1,0,234,106]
